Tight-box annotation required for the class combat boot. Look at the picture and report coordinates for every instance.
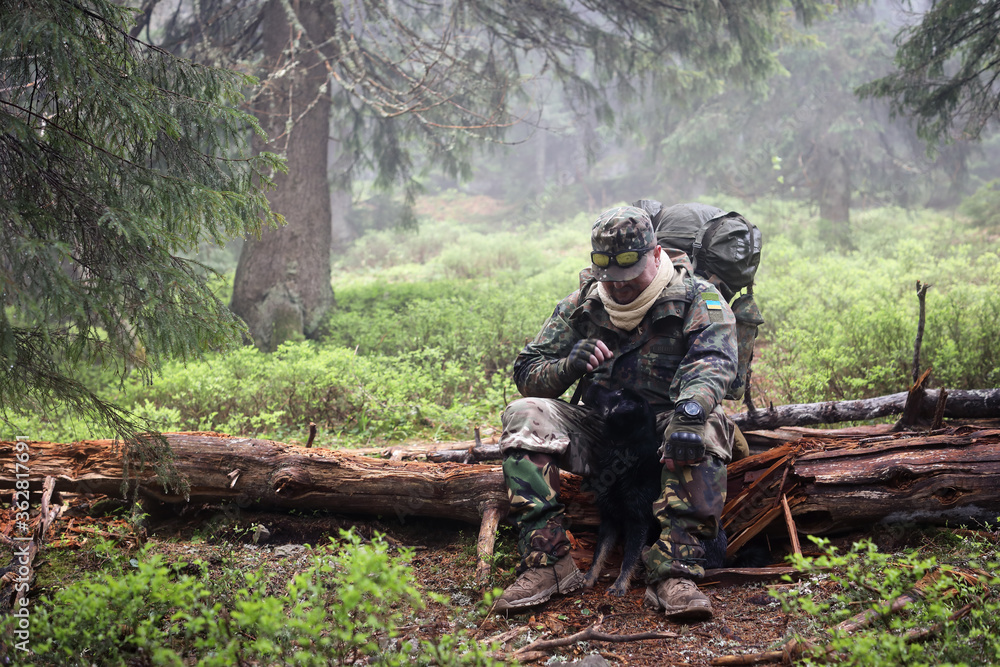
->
[644,577,713,622]
[494,554,584,613]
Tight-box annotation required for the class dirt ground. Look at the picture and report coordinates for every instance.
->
[25,495,812,666]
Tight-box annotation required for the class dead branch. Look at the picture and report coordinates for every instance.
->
[780,494,801,556]
[903,599,976,643]
[481,624,531,646]
[932,388,949,430]
[711,650,786,665]
[912,281,930,384]
[511,616,677,659]
[896,367,932,431]
[475,502,504,589]
[1,475,59,613]
[732,388,1000,431]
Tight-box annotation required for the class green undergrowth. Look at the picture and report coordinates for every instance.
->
[0,530,505,666]
[752,203,1000,402]
[9,197,999,444]
[774,528,1000,666]
[127,341,514,446]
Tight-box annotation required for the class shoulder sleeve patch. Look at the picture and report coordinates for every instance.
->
[700,292,723,308]
[700,292,725,322]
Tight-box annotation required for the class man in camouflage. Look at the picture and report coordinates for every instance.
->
[495,205,737,622]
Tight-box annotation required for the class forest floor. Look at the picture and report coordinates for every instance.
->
[24,493,848,666]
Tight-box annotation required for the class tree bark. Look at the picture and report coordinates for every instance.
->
[732,388,1000,431]
[724,427,1000,545]
[0,435,514,525]
[4,430,1000,543]
[231,0,335,351]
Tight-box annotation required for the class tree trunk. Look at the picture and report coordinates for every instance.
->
[0,435,515,525]
[344,388,1000,461]
[817,151,850,226]
[810,144,853,250]
[231,0,334,351]
[4,429,1000,541]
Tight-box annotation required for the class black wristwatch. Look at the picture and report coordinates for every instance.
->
[677,401,706,422]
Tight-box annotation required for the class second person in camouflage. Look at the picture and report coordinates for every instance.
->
[494,205,738,622]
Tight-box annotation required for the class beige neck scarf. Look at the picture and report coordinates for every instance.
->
[597,257,676,331]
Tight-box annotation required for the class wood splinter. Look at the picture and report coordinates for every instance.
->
[781,493,802,556]
[475,502,505,589]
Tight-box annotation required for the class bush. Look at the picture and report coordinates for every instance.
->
[753,206,1000,403]
[121,340,520,445]
[773,532,1000,666]
[1,531,504,666]
[326,279,557,374]
[959,179,1000,230]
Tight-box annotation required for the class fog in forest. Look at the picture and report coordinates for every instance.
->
[425,2,999,241]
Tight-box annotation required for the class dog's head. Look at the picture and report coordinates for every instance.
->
[584,384,653,429]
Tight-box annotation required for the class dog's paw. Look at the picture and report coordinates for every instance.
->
[605,582,629,597]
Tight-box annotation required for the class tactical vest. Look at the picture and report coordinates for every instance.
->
[570,270,694,412]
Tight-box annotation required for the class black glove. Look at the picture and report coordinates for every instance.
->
[662,401,707,466]
[563,339,603,379]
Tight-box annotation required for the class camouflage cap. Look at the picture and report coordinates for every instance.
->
[591,205,657,282]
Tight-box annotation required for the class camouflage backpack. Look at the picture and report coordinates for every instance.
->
[633,199,764,402]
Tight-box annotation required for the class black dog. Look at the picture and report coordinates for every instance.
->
[582,384,728,596]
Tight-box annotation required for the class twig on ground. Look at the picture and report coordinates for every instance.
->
[480,624,531,646]
[511,615,677,659]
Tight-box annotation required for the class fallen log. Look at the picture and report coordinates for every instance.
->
[339,388,999,463]
[350,439,499,462]
[782,428,1000,535]
[1,475,59,614]
[0,435,512,526]
[723,427,1000,546]
[3,428,999,550]
[0,435,592,584]
[732,388,1000,431]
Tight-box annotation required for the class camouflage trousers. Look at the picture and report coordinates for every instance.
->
[500,396,730,578]
[643,457,726,581]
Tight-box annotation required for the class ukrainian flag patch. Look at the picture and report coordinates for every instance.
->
[701,292,724,322]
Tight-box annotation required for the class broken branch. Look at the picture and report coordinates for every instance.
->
[512,617,677,659]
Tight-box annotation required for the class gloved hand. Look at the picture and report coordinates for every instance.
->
[662,401,708,467]
[562,338,612,380]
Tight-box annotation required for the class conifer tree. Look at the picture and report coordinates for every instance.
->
[0,0,282,464]
[858,0,1000,144]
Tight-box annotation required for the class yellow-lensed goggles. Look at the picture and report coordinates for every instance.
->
[591,246,653,269]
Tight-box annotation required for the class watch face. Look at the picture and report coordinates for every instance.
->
[682,402,702,418]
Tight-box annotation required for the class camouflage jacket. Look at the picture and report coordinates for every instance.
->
[512,249,737,415]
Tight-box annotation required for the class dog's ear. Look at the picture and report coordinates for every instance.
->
[583,382,616,412]
[604,388,656,428]
[618,386,643,404]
